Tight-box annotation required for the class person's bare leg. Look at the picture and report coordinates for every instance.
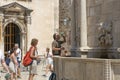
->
[32,74,35,80]
[28,74,32,80]
[10,73,13,80]
[17,68,21,78]
[13,73,17,80]
[50,64,54,72]
[29,74,34,80]
[45,64,50,75]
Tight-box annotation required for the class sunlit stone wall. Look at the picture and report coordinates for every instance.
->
[0,0,59,54]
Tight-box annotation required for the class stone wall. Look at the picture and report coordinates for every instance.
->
[86,0,120,58]
[87,0,120,48]
[54,57,120,80]
[59,0,79,56]
[0,0,59,54]
[59,0,73,51]
[58,0,120,57]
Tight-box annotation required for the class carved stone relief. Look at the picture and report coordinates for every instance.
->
[59,0,72,44]
[59,0,71,27]
[98,21,113,47]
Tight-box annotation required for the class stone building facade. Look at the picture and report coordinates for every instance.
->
[0,0,59,55]
[55,1,120,79]
[1,0,120,58]
[59,0,120,58]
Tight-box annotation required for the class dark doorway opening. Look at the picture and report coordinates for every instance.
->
[4,23,21,53]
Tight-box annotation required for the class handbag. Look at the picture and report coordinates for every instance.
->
[23,47,33,67]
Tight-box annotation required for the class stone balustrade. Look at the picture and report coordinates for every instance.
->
[54,56,120,80]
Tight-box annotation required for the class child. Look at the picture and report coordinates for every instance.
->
[43,48,53,77]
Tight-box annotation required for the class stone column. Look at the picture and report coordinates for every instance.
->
[80,0,87,49]
[70,0,77,56]
[79,0,90,58]
[26,16,31,50]
[0,14,4,52]
[21,33,25,55]
[22,15,31,55]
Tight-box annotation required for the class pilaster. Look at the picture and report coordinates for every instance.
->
[70,0,77,53]
[0,14,4,51]
[80,0,88,51]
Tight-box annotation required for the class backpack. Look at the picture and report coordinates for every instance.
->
[49,72,56,80]
[23,47,33,67]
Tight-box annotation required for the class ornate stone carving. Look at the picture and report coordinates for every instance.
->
[0,2,33,24]
[98,21,113,47]
[59,0,71,27]
[59,0,72,51]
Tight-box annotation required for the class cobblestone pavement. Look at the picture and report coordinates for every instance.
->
[0,59,51,80]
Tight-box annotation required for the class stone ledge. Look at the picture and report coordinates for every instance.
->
[54,57,120,80]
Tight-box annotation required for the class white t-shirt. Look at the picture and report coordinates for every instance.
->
[47,52,53,62]
[16,48,22,61]
[0,50,4,64]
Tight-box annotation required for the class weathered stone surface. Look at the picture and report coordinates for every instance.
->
[0,0,59,54]
[54,57,120,80]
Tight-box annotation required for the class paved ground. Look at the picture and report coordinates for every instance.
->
[0,59,51,80]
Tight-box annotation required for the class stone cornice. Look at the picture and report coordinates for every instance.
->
[0,2,33,16]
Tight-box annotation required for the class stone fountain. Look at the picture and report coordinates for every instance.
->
[54,0,120,80]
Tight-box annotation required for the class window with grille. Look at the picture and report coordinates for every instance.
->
[4,23,20,52]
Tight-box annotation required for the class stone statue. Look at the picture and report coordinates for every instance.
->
[98,21,113,47]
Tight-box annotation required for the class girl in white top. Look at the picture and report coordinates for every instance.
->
[46,48,53,66]
[43,48,53,76]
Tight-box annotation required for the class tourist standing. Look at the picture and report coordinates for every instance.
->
[14,43,22,78]
[28,38,40,80]
[52,33,66,56]
[0,49,10,76]
[9,48,18,80]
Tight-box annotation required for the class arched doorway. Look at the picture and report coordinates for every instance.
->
[4,23,21,53]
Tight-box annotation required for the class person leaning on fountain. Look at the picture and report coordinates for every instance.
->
[52,33,66,56]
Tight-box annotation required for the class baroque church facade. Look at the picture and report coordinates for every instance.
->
[0,0,59,55]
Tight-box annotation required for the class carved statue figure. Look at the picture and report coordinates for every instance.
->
[98,21,113,47]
